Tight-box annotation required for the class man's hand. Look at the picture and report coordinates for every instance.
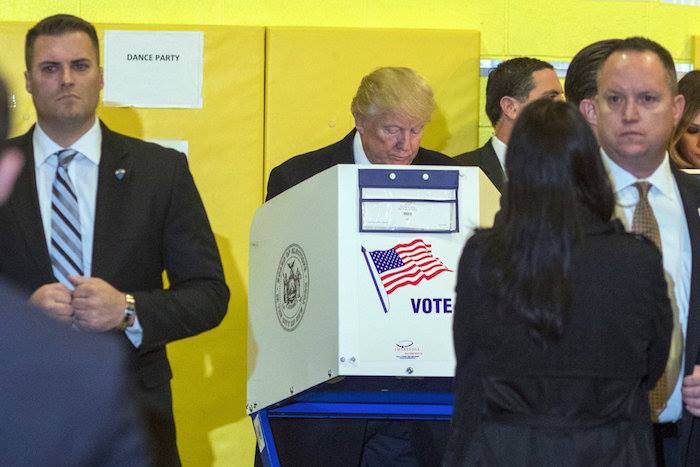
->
[70,276,125,332]
[29,283,73,324]
[682,366,700,417]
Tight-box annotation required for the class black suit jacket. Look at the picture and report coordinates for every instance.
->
[445,210,672,466]
[266,129,455,201]
[672,167,700,465]
[0,123,229,389]
[0,279,150,465]
[453,138,505,193]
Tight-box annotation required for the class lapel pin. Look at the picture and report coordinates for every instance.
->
[114,168,126,180]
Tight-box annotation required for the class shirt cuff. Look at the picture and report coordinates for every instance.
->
[125,315,143,348]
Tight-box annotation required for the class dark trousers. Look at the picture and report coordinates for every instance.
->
[254,418,449,467]
[654,422,680,467]
[138,382,181,467]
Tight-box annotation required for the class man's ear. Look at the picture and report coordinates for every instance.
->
[500,96,520,121]
[353,113,366,135]
[672,94,685,127]
[579,98,597,127]
[24,70,32,94]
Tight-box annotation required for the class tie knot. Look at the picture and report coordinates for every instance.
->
[55,149,78,168]
[634,181,652,200]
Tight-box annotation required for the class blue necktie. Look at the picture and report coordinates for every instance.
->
[50,149,83,288]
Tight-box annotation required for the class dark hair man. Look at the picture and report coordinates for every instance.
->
[0,75,150,465]
[453,57,563,192]
[580,36,699,467]
[262,66,453,466]
[1,14,229,466]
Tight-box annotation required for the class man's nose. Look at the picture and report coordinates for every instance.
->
[60,67,74,86]
[395,130,407,147]
[622,100,640,121]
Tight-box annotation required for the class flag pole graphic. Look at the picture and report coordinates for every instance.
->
[361,246,389,313]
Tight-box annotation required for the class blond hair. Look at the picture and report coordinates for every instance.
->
[670,70,700,168]
[351,67,435,123]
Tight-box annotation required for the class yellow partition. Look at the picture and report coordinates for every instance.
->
[0,22,263,466]
[264,26,481,180]
[694,36,699,69]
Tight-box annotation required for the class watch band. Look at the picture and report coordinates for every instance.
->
[116,293,136,331]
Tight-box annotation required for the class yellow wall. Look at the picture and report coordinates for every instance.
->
[264,27,480,172]
[0,20,265,467]
[2,2,700,467]
[9,0,697,148]
[4,1,700,60]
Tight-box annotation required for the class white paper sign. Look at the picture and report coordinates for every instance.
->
[361,201,457,231]
[103,30,203,108]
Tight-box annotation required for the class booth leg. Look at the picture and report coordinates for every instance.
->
[252,409,280,467]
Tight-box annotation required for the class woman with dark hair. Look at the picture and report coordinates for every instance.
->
[670,70,700,168]
[444,100,672,466]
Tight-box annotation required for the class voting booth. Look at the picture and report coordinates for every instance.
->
[247,165,499,466]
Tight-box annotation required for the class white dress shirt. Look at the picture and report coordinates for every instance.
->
[601,150,691,423]
[491,135,507,173]
[33,120,143,347]
[353,131,372,164]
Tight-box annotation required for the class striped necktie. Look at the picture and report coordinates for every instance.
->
[631,181,683,417]
[50,149,83,288]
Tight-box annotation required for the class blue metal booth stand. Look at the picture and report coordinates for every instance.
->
[250,376,454,467]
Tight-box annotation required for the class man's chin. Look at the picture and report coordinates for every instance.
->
[387,154,418,166]
[613,143,651,160]
[608,144,666,172]
[54,111,94,127]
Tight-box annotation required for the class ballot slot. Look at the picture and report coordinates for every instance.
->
[358,168,460,233]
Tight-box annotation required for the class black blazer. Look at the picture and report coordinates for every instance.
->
[0,123,229,389]
[673,167,700,465]
[0,278,149,465]
[266,129,456,201]
[453,138,505,193]
[445,211,672,466]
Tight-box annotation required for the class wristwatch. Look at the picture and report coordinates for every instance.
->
[116,293,136,331]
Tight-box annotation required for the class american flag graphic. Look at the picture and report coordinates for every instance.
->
[367,239,452,295]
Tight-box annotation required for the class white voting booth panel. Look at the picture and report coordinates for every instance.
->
[247,165,498,413]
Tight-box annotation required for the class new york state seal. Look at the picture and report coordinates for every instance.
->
[274,243,309,331]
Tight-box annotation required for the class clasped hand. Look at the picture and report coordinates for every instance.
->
[29,276,124,332]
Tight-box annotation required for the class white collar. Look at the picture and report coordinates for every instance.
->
[491,135,507,171]
[353,130,372,165]
[33,119,102,167]
[600,149,676,201]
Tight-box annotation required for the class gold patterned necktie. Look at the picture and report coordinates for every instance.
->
[631,181,683,417]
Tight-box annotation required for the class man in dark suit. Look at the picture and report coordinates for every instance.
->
[0,15,229,466]
[263,67,452,466]
[0,73,150,465]
[453,57,562,192]
[267,67,453,201]
[580,36,700,467]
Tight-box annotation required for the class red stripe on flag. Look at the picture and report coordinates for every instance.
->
[385,266,450,294]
